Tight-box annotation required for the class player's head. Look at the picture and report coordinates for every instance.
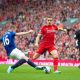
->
[46,17,53,25]
[4,29,12,34]
[4,23,16,33]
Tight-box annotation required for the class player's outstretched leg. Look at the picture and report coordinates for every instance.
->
[7,59,47,73]
[23,59,47,71]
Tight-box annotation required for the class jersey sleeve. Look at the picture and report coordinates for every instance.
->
[0,37,2,42]
[53,24,58,30]
[11,31,16,37]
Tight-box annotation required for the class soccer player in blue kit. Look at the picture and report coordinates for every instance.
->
[0,30,47,73]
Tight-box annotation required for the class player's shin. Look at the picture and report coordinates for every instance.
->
[50,50,59,72]
[11,58,44,70]
[7,59,26,73]
[11,59,26,69]
[27,59,46,70]
[53,58,58,72]
[26,59,37,68]
[26,53,45,70]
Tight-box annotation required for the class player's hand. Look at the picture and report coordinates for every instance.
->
[63,29,67,32]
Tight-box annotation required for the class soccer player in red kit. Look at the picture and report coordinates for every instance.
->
[33,17,65,73]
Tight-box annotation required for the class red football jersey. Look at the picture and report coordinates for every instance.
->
[39,24,58,44]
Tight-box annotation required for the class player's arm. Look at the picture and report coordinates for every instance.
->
[16,30,33,36]
[35,34,42,47]
[58,23,67,32]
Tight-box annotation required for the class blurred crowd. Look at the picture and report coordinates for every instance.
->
[0,0,80,60]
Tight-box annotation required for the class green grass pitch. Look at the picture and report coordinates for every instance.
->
[0,64,80,80]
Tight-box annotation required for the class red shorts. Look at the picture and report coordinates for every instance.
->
[36,43,56,54]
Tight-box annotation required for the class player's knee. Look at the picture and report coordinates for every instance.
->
[18,54,29,61]
[32,53,40,60]
[23,56,29,61]
[50,50,58,58]
[53,54,58,58]
[18,56,23,60]
[32,55,36,60]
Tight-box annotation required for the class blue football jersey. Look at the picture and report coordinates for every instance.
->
[0,31,16,56]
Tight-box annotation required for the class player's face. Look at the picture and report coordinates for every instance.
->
[46,18,53,25]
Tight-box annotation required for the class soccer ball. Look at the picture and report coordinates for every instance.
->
[44,66,51,74]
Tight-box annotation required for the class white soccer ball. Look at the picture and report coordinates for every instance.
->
[44,66,51,74]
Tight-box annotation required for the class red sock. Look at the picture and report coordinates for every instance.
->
[53,58,58,71]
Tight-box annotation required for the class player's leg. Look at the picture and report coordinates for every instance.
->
[7,48,46,73]
[50,49,61,73]
[7,59,26,73]
[29,50,47,70]
[33,43,45,59]
[32,53,47,70]
[20,55,46,70]
[11,58,45,70]
[7,58,40,73]
[33,53,41,59]
[32,45,47,70]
